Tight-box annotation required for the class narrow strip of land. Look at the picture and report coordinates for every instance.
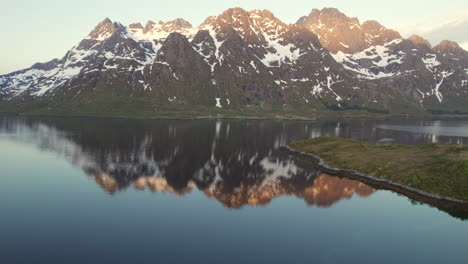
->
[286,137,468,205]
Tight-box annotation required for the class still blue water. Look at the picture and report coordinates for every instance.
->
[0,116,467,263]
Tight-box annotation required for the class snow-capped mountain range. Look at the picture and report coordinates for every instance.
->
[1,7,467,114]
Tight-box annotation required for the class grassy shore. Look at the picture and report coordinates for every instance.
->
[289,137,468,201]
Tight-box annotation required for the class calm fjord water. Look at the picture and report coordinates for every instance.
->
[0,116,467,263]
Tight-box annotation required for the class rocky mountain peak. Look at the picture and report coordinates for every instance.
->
[129,23,143,29]
[435,40,461,50]
[316,7,346,16]
[361,20,384,33]
[207,7,254,28]
[203,7,283,27]
[142,21,156,34]
[362,20,401,42]
[296,8,359,27]
[296,8,402,54]
[433,40,468,58]
[201,7,287,37]
[249,9,276,19]
[160,18,193,31]
[86,18,123,41]
[407,35,432,48]
[219,7,250,18]
[129,18,195,44]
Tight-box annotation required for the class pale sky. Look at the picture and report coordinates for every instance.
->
[1,0,467,74]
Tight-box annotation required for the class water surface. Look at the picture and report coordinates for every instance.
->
[0,116,467,263]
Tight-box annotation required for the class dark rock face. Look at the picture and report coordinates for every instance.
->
[0,7,466,114]
[145,32,215,105]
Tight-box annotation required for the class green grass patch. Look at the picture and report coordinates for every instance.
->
[289,137,468,200]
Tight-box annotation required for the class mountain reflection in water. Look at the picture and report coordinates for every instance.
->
[0,117,376,209]
[93,173,375,208]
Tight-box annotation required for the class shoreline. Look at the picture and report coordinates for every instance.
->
[12,113,318,121]
[1,112,468,121]
[281,145,468,212]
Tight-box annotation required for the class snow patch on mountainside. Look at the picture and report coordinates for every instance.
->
[0,69,46,97]
[33,67,83,96]
[331,39,405,79]
[326,76,343,101]
[128,24,197,44]
[432,71,454,102]
[64,48,98,67]
[0,34,160,98]
[85,31,113,41]
[215,98,222,108]
[260,37,305,67]
[194,25,226,74]
[1,46,96,97]
[207,27,226,72]
[250,12,305,67]
[311,83,323,96]
[422,54,441,73]
[101,49,153,72]
[309,75,343,102]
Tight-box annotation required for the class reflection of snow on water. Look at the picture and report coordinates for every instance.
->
[335,122,341,136]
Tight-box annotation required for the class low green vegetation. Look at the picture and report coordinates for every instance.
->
[289,137,468,200]
[0,98,395,120]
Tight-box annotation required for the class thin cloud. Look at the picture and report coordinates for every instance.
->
[460,42,468,51]
[393,10,468,47]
